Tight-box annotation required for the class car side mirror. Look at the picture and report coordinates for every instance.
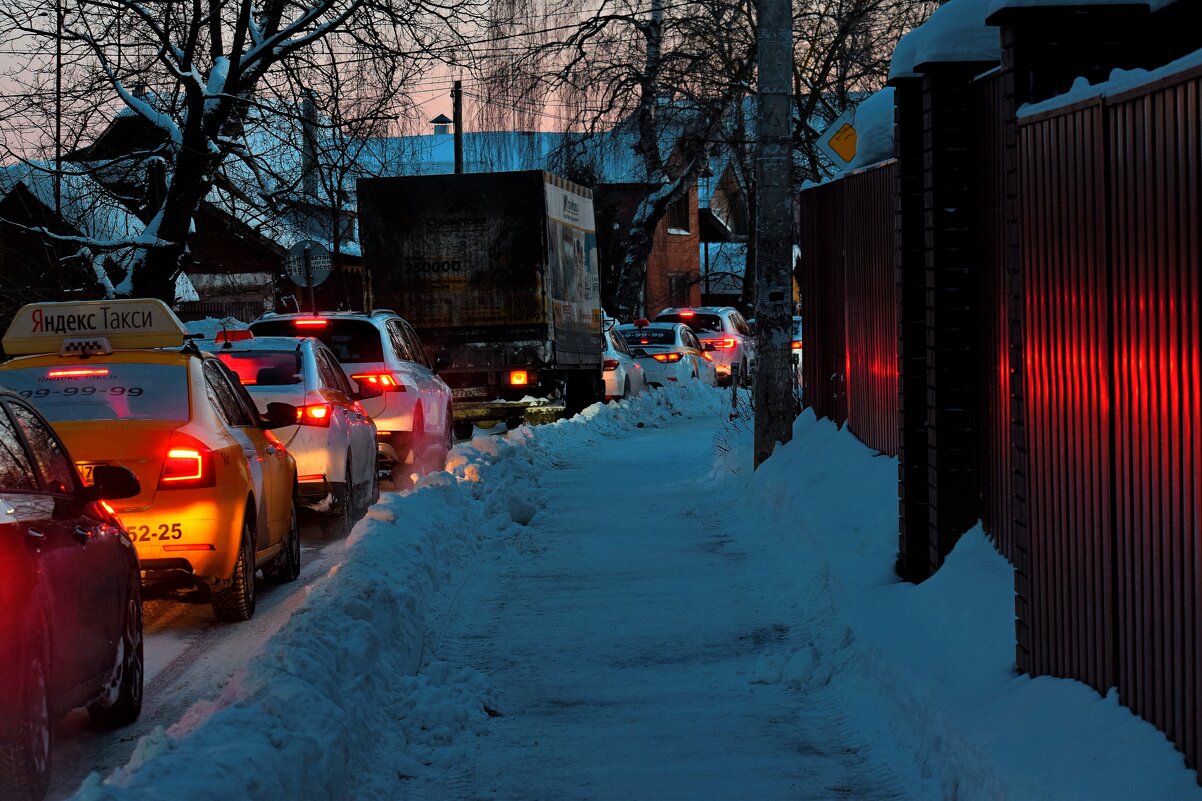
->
[88,465,140,501]
[353,381,384,400]
[433,355,453,373]
[702,342,716,352]
[631,348,647,358]
[262,402,299,430]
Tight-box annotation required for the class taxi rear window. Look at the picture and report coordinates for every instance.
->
[619,329,676,346]
[215,351,301,386]
[0,364,188,422]
[250,319,383,362]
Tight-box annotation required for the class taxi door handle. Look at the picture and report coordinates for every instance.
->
[27,529,45,542]
[74,527,93,544]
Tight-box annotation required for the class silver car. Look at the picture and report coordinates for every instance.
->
[201,332,381,533]
[615,322,717,388]
[654,306,756,387]
[250,311,452,482]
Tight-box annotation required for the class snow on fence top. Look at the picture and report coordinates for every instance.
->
[889,0,999,80]
[988,0,1175,14]
[846,88,895,172]
[1019,45,1202,117]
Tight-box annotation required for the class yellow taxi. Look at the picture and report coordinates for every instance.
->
[0,299,301,622]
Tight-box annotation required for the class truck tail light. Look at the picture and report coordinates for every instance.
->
[296,403,333,427]
[508,370,530,386]
[159,436,215,489]
[602,359,619,372]
[351,373,405,391]
[652,353,683,363]
[792,341,803,350]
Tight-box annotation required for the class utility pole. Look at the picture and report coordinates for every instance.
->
[452,80,464,174]
[54,0,62,223]
[752,0,794,468]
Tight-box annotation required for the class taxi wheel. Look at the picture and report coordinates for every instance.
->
[264,496,301,584]
[621,377,631,399]
[0,643,51,801]
[212,515,256,622]
[88,587,144,728]
[453,421,473,441]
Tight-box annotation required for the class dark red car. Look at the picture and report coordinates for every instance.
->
[0,389,144,801]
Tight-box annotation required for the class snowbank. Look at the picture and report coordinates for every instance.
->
[989,0,1176,14]
[181,316,250,339]
[67,384,731,801]
[737,412,1202,800]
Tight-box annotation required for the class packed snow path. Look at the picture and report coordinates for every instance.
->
[408,414,916,800]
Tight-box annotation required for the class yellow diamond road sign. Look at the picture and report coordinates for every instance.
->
[817,110,858,171]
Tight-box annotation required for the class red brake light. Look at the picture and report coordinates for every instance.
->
[294,318,328,328]
[634,318,650,328]
[296,403,333,427]
[652,353,683,363]
[158,433,215,489]
[792,341,803,350]
[47,367,110,378]
[603,359,619,372]
[351,373,404,392]
[508,370,529,386]
[711,338,737,349]
[679,310,695,317]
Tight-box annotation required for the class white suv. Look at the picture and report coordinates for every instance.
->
[654,307,755,386]
[250,311,452,481]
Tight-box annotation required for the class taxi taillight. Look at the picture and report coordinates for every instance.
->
[652,353,683,363]
[710,338,737,349]
[159,439,215,489]
[602,359,619,372]
[297,403,333,427]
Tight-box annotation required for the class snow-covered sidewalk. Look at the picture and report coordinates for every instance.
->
[408,411,916,800]
[67,387,1202,800]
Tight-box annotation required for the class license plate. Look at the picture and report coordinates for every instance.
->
[77,463,106,486]
[451,386,488,399]
[127,522,186,542]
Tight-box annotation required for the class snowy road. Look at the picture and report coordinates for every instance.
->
[404,413,917,800]
[47,515,348,801]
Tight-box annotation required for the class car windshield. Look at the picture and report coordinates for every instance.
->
[0,363,189,421]
[657,313,724,333]
[251,319,383,362]
[215,351,302,386]
[619,328,676,346]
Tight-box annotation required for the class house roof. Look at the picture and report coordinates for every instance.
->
[0,161,147,247]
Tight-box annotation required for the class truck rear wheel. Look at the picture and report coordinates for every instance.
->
[564,371,601,416]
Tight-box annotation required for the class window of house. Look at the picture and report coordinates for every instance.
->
[666,196,690,234]
[668,272,692,308]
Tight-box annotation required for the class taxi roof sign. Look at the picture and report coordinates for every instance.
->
[2,299,188,356]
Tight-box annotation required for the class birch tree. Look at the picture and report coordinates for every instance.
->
[0,0,482,302]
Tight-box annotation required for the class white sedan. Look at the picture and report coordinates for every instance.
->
[615,321,717,388]
[602,325,647,400]
[201,331,381,535]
